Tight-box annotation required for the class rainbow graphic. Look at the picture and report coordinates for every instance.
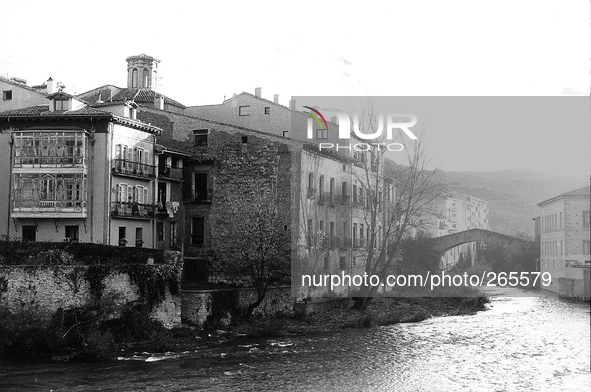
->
[303,106,329,130]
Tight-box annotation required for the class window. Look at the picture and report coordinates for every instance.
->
[157,222,164,242]
[307,219,313,247]
[135,227,143,248]
[22,225,36,242]
[324,256,329,271]
[353,184,357,204]
[143,68,150,88]
[319,175,324,201]
[308,172,315,195]
[584,240,590,256]
[193,129,208,147]
[341,181,348,203]
[132,68,138,88]
[353,223,357,247]
[316,129,328,139]
[194,173,209,201]
[282,131,289,137]
[329,178,334,204]
[241,135,248,144]
[65,226,79,241]
[2,90,12,100]
[584,211,590,228]
[191,217,205,246]
[264,107,270,114]
[360,224,364,244]
[169,222,178,247]
[54,99,69,111]
[239,106,250,116]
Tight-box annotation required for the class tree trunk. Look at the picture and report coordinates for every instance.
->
[245,295,265,320]
[352,296,372,311]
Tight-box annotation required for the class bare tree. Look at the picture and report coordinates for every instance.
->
[211,178,291,319]
[349,103,442,310]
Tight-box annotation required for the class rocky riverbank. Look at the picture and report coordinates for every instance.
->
[1,296,488,361]
[237,296,489,338]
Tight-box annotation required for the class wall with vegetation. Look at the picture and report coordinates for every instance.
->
[0,242,183,328]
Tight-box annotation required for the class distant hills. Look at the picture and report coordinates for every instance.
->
[435,170,588,236]
[383,159,589,236]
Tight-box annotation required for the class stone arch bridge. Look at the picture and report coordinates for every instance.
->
[425,229,532,254]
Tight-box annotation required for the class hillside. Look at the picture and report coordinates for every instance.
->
[436,170,588,235]
[383,159,588,236]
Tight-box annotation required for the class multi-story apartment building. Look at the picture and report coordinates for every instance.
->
[537,186,590,297]
[426,193,490,269]
[0,91,163,248]
[297,143,394,297]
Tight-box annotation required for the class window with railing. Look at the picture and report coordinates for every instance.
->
[13,131,88,167]
[111,183,153,218]
[113,144,155,178]
[12,173,87,210]
[158,155,183,180]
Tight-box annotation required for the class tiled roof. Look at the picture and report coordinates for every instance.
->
[560,186,590,197]
[109,88,186,108]
[0,105,112,117]
[0,104,163,135]
[538,185,590,206]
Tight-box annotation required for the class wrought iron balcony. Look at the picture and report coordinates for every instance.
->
[110,202,155,219]
[159,166,183,180]
[12,199,87,218]
[112,159,156,178]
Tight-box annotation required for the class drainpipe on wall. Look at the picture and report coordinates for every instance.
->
[6,125,14,239]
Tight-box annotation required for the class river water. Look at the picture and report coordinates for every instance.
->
[1,288,589,391]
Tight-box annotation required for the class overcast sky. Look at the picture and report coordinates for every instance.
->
[1,0,589,177]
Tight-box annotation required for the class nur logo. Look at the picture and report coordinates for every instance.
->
[304,107,418,152]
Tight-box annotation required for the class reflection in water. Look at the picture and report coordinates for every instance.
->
[1,292,589,391]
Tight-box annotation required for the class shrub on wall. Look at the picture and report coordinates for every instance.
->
[0,241,164,266]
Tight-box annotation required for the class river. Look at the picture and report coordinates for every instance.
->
[1,288,589,391]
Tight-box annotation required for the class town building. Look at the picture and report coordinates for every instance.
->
[0,75,56,112]
[0,92,163,248]
[0,54,394,299]
[184,89,342,146]
[426,193,490,269]
[537,186,590,297]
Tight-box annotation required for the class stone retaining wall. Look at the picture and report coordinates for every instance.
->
[0,264,182,328]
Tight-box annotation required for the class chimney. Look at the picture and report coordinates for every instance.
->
[274,94,279,104]
[154,95,164,110]
[255,87,261,98]
[331,116,337,124]
[289,98,296,110]
[46,77,56,94]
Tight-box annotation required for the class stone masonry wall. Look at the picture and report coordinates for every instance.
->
[0,265,181,328]
[181,287,293,327]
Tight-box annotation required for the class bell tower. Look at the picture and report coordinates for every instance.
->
[126,54,160,90]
